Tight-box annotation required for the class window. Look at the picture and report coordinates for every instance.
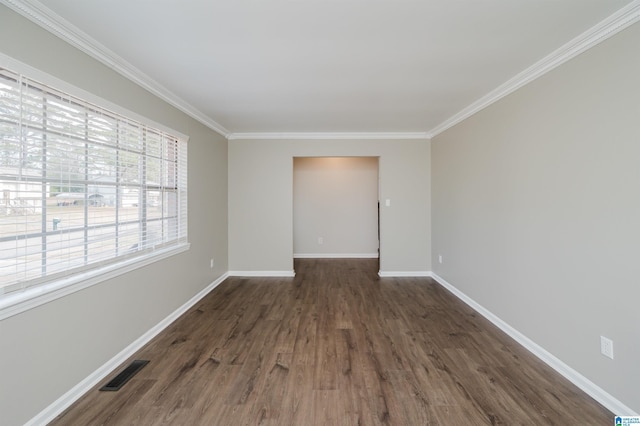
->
[0,67,188,297]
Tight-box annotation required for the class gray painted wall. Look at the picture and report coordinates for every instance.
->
[0,7,228,425]
[229,139,431,273]
[293,157,379,257]
[432,22,640,412]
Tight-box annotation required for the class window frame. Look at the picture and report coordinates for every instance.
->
[0,54,190,320]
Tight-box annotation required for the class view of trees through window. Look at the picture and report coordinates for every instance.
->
[0,67,187,294]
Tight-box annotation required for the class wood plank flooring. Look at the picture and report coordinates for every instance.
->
[52,259,612,425]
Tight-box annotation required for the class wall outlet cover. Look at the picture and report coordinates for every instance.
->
[600,336,614,359]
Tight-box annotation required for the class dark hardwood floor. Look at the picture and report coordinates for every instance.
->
[52,259,612,425]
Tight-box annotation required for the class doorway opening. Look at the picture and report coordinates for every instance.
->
[293,156,380,261]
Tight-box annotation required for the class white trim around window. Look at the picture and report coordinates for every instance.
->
[0,53,190,319]
[0,242,189,320]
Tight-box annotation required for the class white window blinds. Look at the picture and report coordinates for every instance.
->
[0,67,188,295]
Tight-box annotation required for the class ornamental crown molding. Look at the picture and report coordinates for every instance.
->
[0,0,231,138]
[427,0,640,138]
[228,132,429,140]
[2,0,638,140]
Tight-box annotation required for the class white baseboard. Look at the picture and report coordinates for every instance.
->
[378,271,432,277]
[430,273,638,416]
[30,269,634,423]
[228,270,296,277]
[294,253,379,259]
[26,272,230,426]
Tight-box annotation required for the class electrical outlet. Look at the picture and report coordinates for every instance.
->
[210,258,214,269]
[438,255,443,264]
[600,336,614,359]
[318,237,324,245]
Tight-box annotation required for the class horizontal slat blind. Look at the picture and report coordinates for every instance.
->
[0,67,187,295]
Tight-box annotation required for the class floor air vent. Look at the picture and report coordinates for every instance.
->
[100,360,149,391]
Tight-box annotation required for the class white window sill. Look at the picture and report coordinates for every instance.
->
[0,243,190,321]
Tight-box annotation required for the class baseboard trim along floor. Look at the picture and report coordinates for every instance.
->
[29,267,636,424]
[430,272,637,416]
[227,270,296,277]
[294,253,379,258]
[378,270,432,277]
[26,272,229,426]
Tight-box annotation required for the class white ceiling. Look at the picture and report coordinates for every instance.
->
[13,0,637,136]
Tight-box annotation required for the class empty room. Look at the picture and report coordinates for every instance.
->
[1,1,638,424]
